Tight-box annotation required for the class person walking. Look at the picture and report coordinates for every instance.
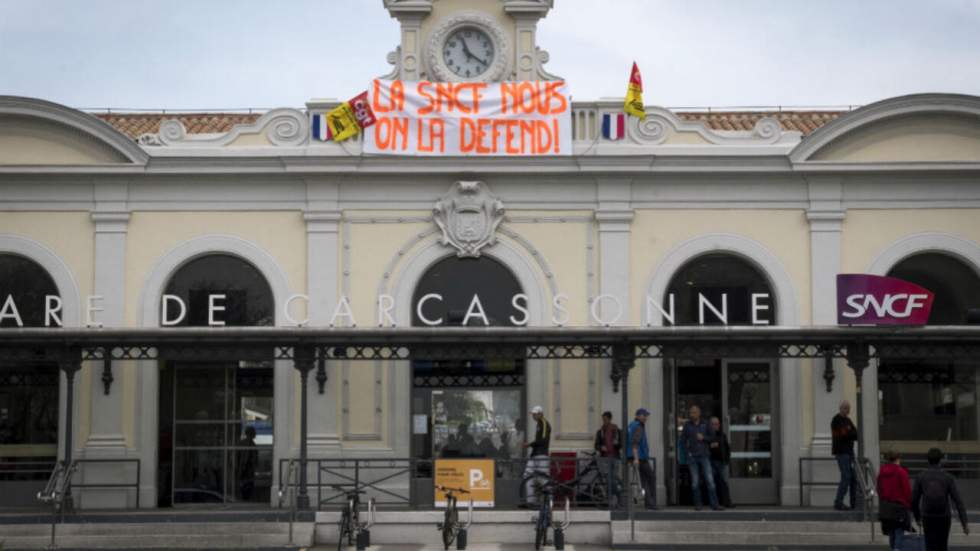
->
[626,408,658,510]
[681,405,722,511]
[594,411,622,507]
[831,400,858,511]
[911,447,970,551]
[522,405,552,506]
[708,416,734,509]
[877,450,912,551]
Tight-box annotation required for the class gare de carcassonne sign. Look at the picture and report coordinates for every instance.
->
[0,274,933,327]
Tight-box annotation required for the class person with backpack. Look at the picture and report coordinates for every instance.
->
[911,447,970,551]
[877,450,912,551]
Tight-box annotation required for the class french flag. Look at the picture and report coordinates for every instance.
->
[311,113,332,141]
[602,113,625,141]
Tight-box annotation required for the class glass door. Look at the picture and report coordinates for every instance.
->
[665,359,779,506]
[161,362,274,506]
[723,359,778,504]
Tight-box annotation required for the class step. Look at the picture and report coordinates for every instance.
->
[314,509,611,546]
[0,521,315,549]
[611,519,980,547]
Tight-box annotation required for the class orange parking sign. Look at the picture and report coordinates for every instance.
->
[434,459,495,508]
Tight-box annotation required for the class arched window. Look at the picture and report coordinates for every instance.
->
[0,254,61,500]
[410,256,525,462]
[879,253,980,449]
[162,254,273,327]
[664,253,776,326]
[412,255,524,327]
[0,253,59,327]
[157,254,275,506]
[887,253,980,324]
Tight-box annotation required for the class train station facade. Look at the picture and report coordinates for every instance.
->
[2,0,980,512]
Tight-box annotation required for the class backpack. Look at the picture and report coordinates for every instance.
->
[920,475,948,516]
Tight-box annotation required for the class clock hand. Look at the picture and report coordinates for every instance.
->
[460,38,489,67]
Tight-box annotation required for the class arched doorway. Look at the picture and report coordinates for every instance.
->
[0,254,61,507]
[410,255,526,464]
[878,253,980,503]
[156,254,275,507]
[661,253,780,505]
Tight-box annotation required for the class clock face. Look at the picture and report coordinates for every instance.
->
[442,26,495,79]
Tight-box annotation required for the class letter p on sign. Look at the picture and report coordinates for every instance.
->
[470,468,488,489]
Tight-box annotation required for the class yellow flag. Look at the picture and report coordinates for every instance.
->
[326,102,360,142]
[624,62,646,120]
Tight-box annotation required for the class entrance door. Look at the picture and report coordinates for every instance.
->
[723,360,777,504]
[158,362,274,506]
[665,359,778,505]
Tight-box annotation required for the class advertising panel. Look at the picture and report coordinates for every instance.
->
[434,458,495,507]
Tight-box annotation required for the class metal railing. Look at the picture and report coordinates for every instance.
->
[70,458,141,508]
[37,460,78,548]
[277,458,299,545]
[799,456,875,507]
[277,454,629,510]
[34,458,141,548]
[852,456,878,542]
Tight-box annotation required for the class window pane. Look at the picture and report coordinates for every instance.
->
[164,254,274,327]
[887,253,980,325]
[0,254,59,328]
[664,254,776,326]
[879,361,979,441]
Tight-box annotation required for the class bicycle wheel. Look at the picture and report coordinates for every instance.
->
[442,506,458,550]
[588,475,608,505]
[336,509,350,551]
[534,502,550,550]
[350,503,359,545]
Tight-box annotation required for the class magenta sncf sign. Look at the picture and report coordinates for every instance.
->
[836,274,935,325]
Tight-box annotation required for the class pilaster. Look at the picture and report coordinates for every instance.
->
[595,179,633,426]
[385,1,433,80]
[805,176,846,505]
[80,182,130,508]
[304,178,342,456]
[504,3,549,81]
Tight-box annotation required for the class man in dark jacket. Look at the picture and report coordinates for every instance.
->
[708,416,734,508]
[911,447,970,551]
[831,400,858,510]
[594,411,622,507]
[522,405,552,505]
[681,405,721,511]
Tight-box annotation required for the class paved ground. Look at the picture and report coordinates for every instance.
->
[309,546,612,550]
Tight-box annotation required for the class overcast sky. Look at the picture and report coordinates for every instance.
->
[2,0,979,111]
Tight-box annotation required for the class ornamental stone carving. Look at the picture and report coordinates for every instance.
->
[433,181,505,257]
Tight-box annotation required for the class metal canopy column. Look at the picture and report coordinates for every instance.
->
[293,345,315,510]
[611,342,637,538]
[58,346,81,509]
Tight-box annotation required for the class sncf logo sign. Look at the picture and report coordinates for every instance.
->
[836,274,934,325]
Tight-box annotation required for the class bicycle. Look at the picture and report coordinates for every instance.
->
[332,484,369,551]
[435,484,471,550]
[558,451,618,506]
[530,479,565,550]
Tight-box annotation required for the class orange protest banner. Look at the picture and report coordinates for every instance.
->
[365,79,572,157]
